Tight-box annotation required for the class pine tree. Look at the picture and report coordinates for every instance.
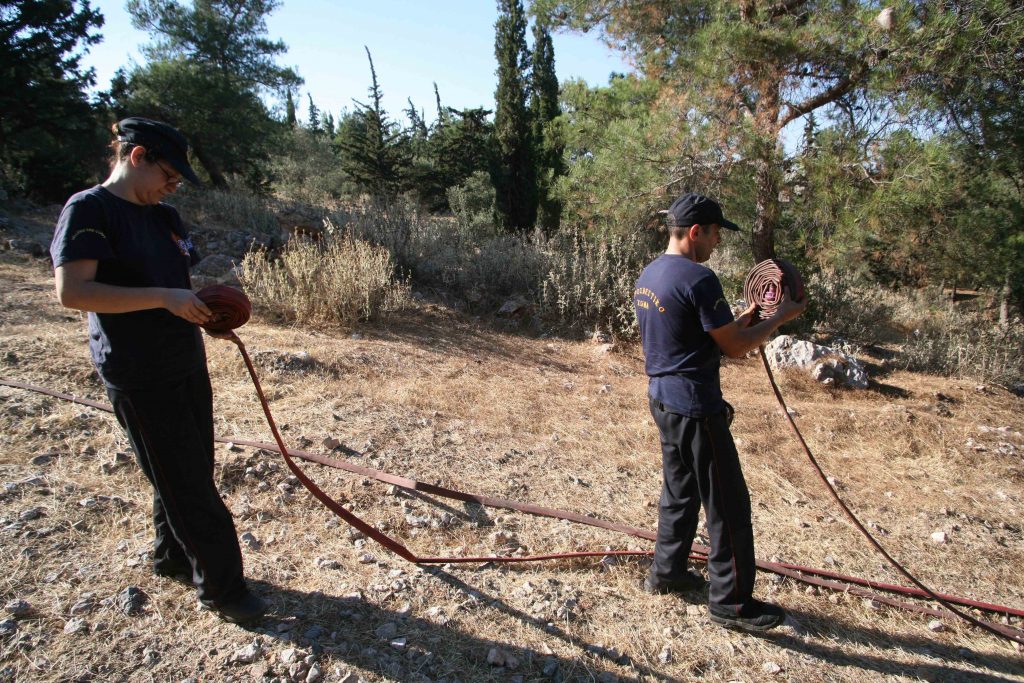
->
[306,94,321,134]
[530,18,563,232]
[492,0,537,232]
[337,47,410,200]
[1,0,106,200]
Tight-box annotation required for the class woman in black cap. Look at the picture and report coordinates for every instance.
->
[49,117,265,623]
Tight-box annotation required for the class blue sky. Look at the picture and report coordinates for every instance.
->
[81,0,634,124]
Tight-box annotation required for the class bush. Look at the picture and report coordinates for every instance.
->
[166,186,279,236]
[237,227,410,328]
[900,308,1024,385]
[446,171,498,243]
[538,229,654,337]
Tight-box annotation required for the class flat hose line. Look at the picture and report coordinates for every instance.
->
[1,283,1022,644]
[744,259,1024,646]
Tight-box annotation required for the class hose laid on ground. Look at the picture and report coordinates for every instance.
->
[4,371,1024,623]
[743,260,1024,646]
[2,284,1022,643]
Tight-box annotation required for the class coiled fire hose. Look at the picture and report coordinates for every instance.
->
[2,283,1022,643]
[743,260,1024,645]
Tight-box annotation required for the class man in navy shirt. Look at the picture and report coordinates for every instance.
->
[634,193,806,632]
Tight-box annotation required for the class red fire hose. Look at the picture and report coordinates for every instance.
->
[2,282,1022,645]
[743,260,1024,645]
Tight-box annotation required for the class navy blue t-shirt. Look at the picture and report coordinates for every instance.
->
[50,185,205,390]
[634,254,734,416]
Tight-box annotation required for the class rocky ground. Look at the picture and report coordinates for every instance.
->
[1,202,1023,682]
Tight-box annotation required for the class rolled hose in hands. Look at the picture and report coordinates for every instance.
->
[196,285,251,333]
[742,259,804,320]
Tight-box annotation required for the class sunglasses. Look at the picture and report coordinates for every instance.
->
[154,159,183,187]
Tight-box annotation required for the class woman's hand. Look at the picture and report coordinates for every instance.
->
[163,289,213,325]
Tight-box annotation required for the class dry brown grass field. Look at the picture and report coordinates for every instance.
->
[1,245,1023,682]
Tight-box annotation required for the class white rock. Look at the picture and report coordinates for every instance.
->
[928,620,946,632]
[280,647,302,664]
[763,662,783,674]
[931,531,948,544]
[486,647,506,666]
[765,335,868,389]
[305,664,323,682]
[230,640,263,664]
[63,617,88,634]
[658,645,672,663]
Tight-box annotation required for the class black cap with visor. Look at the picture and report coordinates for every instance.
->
[116,117,201,186]
[662,192,740,231]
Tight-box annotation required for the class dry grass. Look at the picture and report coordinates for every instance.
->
[1,250,1023,682]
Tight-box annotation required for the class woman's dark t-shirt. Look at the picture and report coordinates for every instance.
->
[50,185,204,390]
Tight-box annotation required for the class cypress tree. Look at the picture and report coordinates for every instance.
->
[306,94,321,134]
[492,0,537,232]
[530,19,563,232]
[285,90,297,127]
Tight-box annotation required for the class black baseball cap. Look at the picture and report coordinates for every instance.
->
[663,192,740,231]
[116,117,201,185]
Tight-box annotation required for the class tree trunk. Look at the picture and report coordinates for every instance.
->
[752,155,779,263]
[191,136,228,189]
[999,268,1011,329]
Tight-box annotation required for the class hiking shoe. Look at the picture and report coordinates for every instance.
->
[709,599,786,633]
[204,591,267,624]
[643,570,707,596]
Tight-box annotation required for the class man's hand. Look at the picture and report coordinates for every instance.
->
[163,290,213,325]
[774,286,807,324]
[735,302,759,329]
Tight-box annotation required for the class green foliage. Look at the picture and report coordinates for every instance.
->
[0,0,106,200]
[266,126,349,205]
[410,106,495,212]
[493,0,537,232]
[116,0,301,188]
[447,170,498,242]
[336,48,411,201]
[530,19,563,232]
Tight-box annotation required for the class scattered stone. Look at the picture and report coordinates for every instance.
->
[19,507,43,521]
[69,595,96,616]
[5,600,30,618]
[322,437,341,450]
[390,637,407,650]
[240,532,261,550]
[316,558,340,570]
[0,620,16,638]
[303,625,325,641]
[928,620,946,632]
[375,622,398,640]
[763,662,782,675]
[116,586,148,615]
[658,644,672,663]
[931,531,948,544]
[229,639,263,664]
[63,617,88,634]
[280,647,305,664]
[30,453,55,466]
[486,647,507,666]
[357,553,375,564]
[306,663,323,682]
[864,599,882,611]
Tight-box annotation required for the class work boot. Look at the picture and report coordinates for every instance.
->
[708,599,786,633]
[203,590,267,624]
[643,570,707,596]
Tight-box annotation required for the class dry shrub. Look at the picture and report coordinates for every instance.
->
[538,229,652,337]
[901,308,1024,385]
[237,226,410,328]
[164,186,279,236]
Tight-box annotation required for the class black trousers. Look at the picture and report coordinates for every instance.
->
[649,397,755,615]
[107,368,246,604]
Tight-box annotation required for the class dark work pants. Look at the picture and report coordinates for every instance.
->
[649,397,755,615]
[107,368,246,604]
